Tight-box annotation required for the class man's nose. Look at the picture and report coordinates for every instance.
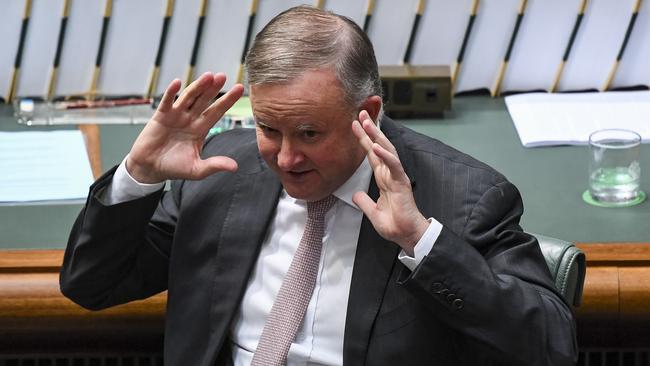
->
[276,139,303,170]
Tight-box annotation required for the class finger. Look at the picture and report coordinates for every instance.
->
[351,120,373,151]
[361,117,397,155]
[157,79,181,113]
[190,73,227,116]
[192,156,239,179]
[201,84,245,125]
[351,120,382,167]
[352,191,378,221]
[358,110,371,123]
[175,72,214,110]
[373,143,409,183]
[357,109,396,155]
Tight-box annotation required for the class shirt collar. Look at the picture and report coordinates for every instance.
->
[332,157,371,211]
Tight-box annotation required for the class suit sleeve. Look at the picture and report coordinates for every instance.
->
[59,130,249,311]
[59,166,180,310]
[398,181,578,366]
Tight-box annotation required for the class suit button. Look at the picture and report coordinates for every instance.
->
[452,299,464,310]
[432,282,444,293]
[446,293,456,302]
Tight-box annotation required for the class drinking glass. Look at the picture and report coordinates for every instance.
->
[588,129,643,206]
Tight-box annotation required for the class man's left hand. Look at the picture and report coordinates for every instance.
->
[351,111,430,256]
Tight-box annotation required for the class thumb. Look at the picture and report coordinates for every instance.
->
[353,191,377,220]
[192,156,238,179]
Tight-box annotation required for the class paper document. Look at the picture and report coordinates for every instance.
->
[0,130,94,203]
[505,91,650,147]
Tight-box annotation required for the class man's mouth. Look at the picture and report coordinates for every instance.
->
[285,170,313,180]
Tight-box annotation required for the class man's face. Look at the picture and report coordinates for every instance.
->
[250,69,367,202]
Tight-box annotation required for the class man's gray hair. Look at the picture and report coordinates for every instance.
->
[245,5,383,111]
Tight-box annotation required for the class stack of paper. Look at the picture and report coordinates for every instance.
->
[0,130,93,204]
[505,91,650,147]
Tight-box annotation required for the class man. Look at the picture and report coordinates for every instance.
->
[61,6,577,366]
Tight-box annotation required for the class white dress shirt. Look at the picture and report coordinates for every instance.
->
[106,156,443,366]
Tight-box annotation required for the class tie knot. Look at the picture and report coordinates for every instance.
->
[306,195,337,220]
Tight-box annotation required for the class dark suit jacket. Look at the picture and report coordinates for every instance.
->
[60,118,577,366]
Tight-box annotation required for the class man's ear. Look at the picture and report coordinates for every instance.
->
[359,95,383,123]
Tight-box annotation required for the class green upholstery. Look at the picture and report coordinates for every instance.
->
[533,233,586,307]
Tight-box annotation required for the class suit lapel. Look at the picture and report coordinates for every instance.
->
[343,177,399,365]
[207,166,282,361]
[343,118,416,365]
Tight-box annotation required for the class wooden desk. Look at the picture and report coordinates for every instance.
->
[1,97,649,354]
[0,250,165,354]
[575,243,650,348]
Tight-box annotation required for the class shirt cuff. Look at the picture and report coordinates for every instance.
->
[397,218,443,271]
[105,156,165,205]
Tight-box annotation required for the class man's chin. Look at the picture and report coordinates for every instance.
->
[282,184,331,202]
[283,188,316,201]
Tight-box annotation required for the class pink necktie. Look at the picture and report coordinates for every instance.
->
[251,195,338,366]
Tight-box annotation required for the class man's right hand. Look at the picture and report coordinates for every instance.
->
[126,72,244,183]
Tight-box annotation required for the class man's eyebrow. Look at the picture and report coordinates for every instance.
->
[296,123,316,131]
[296,122,319,131]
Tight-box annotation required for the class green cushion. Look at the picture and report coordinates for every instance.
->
[532,233,586,307]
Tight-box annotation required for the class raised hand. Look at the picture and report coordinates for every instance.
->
[351,111,430,255]
[126,72,244,183]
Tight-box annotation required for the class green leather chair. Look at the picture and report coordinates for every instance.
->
[533,233,586,307]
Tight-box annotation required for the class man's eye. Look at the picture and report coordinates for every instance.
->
[258,124,275,133]
[302,130,318,139]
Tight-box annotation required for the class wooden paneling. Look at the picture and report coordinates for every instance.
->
[577,266,619,321]
[0,249,165,353]
[578,243,650,263]
[0,250,63,271]
[576,243,650,347]
[2,243,650,350]
[78,124,103,179]
[620,267,650,320]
